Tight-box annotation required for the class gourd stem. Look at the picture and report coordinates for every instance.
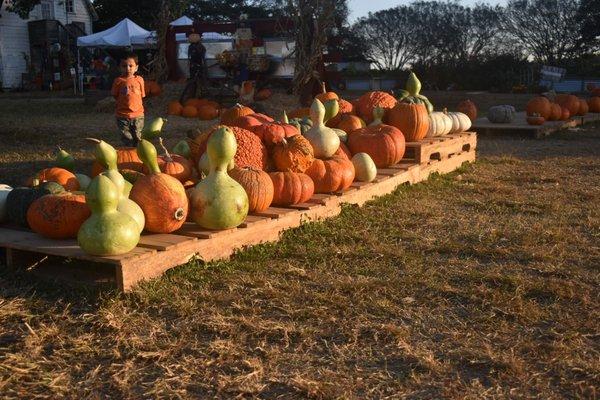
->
[321,82,326,94]
[158,137,173,162]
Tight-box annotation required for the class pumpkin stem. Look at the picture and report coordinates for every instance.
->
[281,111,289,124]
[158,137,173,162]
[321,82,327,94]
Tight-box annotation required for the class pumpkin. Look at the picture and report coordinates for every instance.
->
[269,172,314,206]
[153,138,193,182]
[326,98,355,127]
[254,88,272,101]
[335,114,364,133]
[352,153,377,183]
[167,101,184,116]
[197,104,220,120]
[526,114,545,125]
[7,181,65,226]
[190,125,268,171]
[190,127,249,229]
[303,99,340,158]
[55,147,75,171]
[271,135,315,173]
[426,110,453,137]
[37,167,79,191]
[229,167,273,212]
[27,192,91,239]
[446,111,472,134]
[288,116,313,134]
[305,155,355,194]
[220,103,254,125]
[487,105,516,123]
[91,147,144,176]
[555,94,580,115]
[549,103,562,121]
[287,107,310,119]
[576,98,588,116]
[145,81,162,97]
[182,105,199,118]
[335,142,352,160]
[78,175,140,256]
[526,96,552,119]
[457,99,477,122]
[347,124,405,168]
[184,98,206,109]
[253,122,298,146]
[356,91,397,124]
[387,101,429,142]
[232,113,274,131]
[315,82,338,103]
[130,140,188,233]
[560,107,571,120]
[587,97,600,113]
[0,184,13,222]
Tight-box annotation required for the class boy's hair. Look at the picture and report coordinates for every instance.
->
[121,51,138,65]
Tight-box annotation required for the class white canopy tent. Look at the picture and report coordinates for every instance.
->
[77,18,152,48]
[170,16,194,26]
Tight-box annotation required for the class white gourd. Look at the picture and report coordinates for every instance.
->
[303,99,340,158]
[426,111,453,137]
[446,111,471,134]
[351,153,377,182]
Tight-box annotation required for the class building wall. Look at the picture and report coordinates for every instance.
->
[0,0,93,88]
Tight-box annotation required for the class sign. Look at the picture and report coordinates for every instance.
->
[540,65,566,83]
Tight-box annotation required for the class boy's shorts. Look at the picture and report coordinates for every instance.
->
[116,116,144,147]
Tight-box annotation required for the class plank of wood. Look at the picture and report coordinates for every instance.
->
[251,207,299,219]
[286,202,322,210]
[239,215,271,228]
[307,193,337,205]
[137,234,197,251]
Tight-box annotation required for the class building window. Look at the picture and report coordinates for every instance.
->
[66,0,74,13]
[41,0,54,19]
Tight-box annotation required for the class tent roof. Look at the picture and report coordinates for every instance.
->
[77,18,151,48]
[170,16,193,26]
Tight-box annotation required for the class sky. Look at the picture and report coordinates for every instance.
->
[348,0,507,22]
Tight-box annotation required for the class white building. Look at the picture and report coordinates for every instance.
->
[0,0,97,89]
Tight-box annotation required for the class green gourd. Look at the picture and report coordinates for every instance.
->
[406,71,422,96]
[172,140,191,159]
[56,146,75,171]
[368,106,385,127]
[141,117,166,139]
[75,173,91,190]
[78,175,140,256]
[87,138,145,233]
[323,99,339,123]
[303,99,340,159]
[199,153,234,177]
[288,116,313,134]
[190,126,248,229]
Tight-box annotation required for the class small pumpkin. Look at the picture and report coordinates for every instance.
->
[487,105,516,124]
[457,99,477,122]
[387,101,429,141]
[91,147,144,176]
[269,172,314,206]
[154,138,193,182]
[560,107,571,121]
[315,82,338,103]
[587,97,600,113]
[347,124,405,168]
[229,167,274,212]
[576,98,588,116]
[182,105,199,118]
[526,114,545,125]
[271,135,315,173]
[352,153,377,183]
[167,101,184,116]
[549,103,562,121]
[220,103,254,125]
[555,94,580,115]
[27,192,91,239]
[305,155,355,194]
[526,96,552,119]
[253,122,298,146]
[335,114,364,134]
[37,167,79,191]
[356,91,397,124]
[197,104,220,120]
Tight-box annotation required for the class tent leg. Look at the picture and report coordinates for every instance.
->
[77,48,83,95]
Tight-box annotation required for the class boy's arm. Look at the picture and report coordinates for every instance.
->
[139,77,146,98]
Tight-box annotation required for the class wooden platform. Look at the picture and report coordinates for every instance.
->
[0,133,478,292]
[472,112,599,138]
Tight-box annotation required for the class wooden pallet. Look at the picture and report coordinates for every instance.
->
[472,112,581,139]
[0,134,478,292]
[404,132,477,165]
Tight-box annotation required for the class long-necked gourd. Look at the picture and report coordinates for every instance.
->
[190,126,248,229]
[78,175,140,255]
[303,99,340,159]
[87,138,145,233]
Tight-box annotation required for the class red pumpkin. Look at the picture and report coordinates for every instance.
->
[457,99,477,122]
[576,98,588,116]
[305,155,355,193]
[229,167,274,212]
[347,124,405,168]
[252,122,298,145]
[356,91,397,124]
[269,172,314,206]
[526,114,545,125]
[555,94,580,115]
[387,102,429,142]
[167,101,183,116]
[232,113,274,131]
[91,147,144,176]
[220,103,254,125]
[27,192,90,239]
[37,167,79,191]
[526,96,552,120]
[587,97,600,113]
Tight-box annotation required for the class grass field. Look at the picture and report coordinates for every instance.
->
[0,95,598,399]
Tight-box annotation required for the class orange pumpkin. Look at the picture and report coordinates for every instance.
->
[229,167,274,212]
[146,81,162,97]
[269,172,314,206]
[387,102,429,142]
[271,135,315,173]
[347,124,405,168]
[315,83,339,103]
[182,105,199,118]
[560,107,570,121]
[305,155,355,194]
[27,192,90,239]
[526,96,552,119]
[37,167,79,191]
[184,98,205,109]
[326,99,355,127]
[254,88,272,101]
[167,101,184,116]
[526,114,545,125]
[549,103,561,121]
[587,97,600,113]
[91,147,144,176]
[287,107,310,119]
[197,104,220,120]
[356,91,397,124]
[220,103,254,125]
[457,99,477,122]
[232,113,274,131]
[335,142,352,160]
[335,114,364,133]
[576,98,588,116]
[152,138,193,182]
[253,122,298,146]
[555,94,580,115]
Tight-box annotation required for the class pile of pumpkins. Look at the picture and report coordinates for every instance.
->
[0,72,475,257]
[167,98,221,120]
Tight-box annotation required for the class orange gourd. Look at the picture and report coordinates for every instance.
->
[387,101,429,142]
[347,124,405,168]
[37,167,79,191]
[27,192,90,239]
[269,172,314,206]
[271,135,315,173]
[526,96,552,119]
[305,155,355,194]
[229,167,274,212]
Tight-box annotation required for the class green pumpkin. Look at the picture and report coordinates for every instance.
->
[78,175,140,256]
[190,126,249,229]
[55,146,75,171]
[6,181,65,226]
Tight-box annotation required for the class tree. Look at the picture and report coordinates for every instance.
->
[92,0,190,31]
[186,0,284,22]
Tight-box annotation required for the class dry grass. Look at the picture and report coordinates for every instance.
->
[0,94,599,399]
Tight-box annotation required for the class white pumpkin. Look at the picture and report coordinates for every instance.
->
[304,99,340,158]
[426,111,453,137]
[0,184,12,222]
[351,153,377,182]
[446,111,471,134]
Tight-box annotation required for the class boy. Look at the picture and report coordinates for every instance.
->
[111,52,145,147]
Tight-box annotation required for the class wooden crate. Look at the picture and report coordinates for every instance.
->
[472,112,581,139]
[0,135,478,292]
[403,132,477,165]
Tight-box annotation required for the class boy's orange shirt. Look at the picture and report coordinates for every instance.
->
[111,75,145,118]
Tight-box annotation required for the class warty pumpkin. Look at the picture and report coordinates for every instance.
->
[27,192,91,239]
[271,135,315,173]
[220,103,254,125]
[387,101,429,142]
[253,122,298,146]
[305,155,355,194]
[231,113,274,131]
[347,124,405,168]
[269,172,314,206]
[355,91,397,124]
[229,167,273,212]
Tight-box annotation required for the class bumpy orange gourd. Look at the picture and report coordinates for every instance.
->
[229,167,274,212]
[91,147,144,176]
[347,124,405,168]
[356,91,397,124]
[269,172,314,206]
[588,97,600,113]
[37,167,80,191]
[305,155,355,194]
[457,99,477,122]
[555,94,580,115]
[271,135,315,173]
[220,103,254,125]
[526,96,552,120]
[387,102,429,142]
[253,122,298,146]
[167,101,184,116]
[27,192,90,239]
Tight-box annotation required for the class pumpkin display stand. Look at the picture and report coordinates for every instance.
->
[472,111,600,139]
[0,134,477,292]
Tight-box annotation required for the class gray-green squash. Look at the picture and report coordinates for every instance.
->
[487,105,516,123]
